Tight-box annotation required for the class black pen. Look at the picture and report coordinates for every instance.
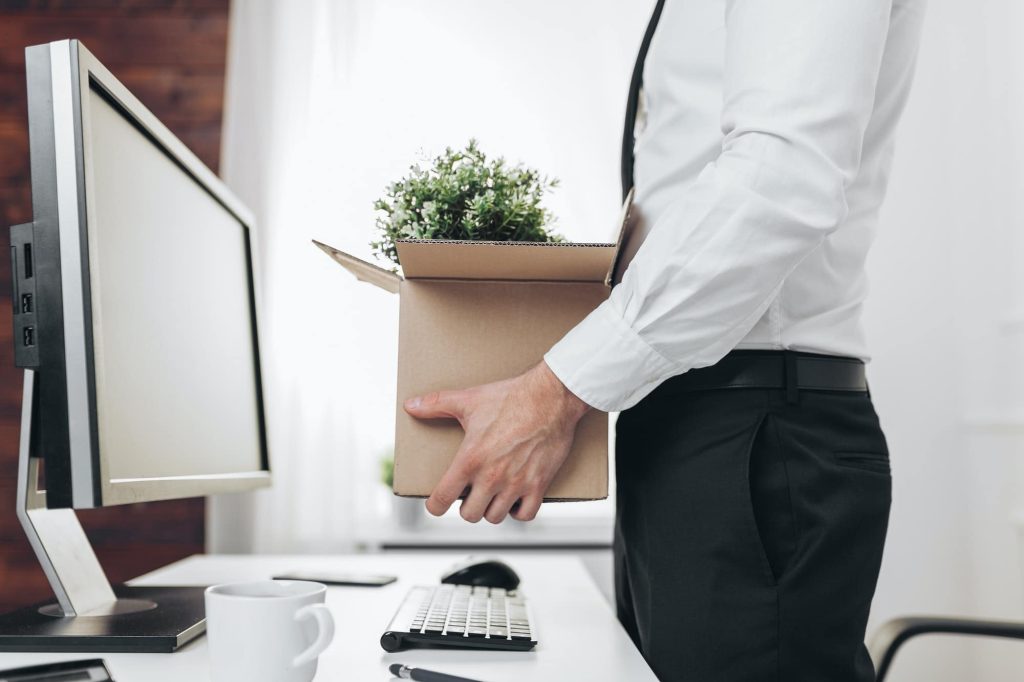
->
[389,663,487,682]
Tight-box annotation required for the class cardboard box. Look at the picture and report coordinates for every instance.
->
[314,194,634,501]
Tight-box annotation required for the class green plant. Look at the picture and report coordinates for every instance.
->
[380,453,395,489]
[371,140,563,269]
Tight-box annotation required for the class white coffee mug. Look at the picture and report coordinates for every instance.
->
[205,580,335,682]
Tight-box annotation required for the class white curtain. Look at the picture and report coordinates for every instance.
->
[209,0,390,553]
[209,0,651,553]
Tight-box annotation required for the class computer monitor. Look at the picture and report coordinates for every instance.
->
[1,39,270,652]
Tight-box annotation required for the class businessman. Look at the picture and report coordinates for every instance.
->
[405,1,926,680]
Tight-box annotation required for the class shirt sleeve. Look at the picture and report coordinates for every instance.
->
[545,0,894,412]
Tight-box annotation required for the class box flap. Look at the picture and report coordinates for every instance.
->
[395,240,616,283]
[609,188,637,285]
[313,239,401,294]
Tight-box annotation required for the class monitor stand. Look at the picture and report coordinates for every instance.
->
[0,371,207,653]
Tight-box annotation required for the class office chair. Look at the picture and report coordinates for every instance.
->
[870,616,1024,680]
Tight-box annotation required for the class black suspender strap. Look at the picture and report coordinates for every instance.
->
[621,0,667,201]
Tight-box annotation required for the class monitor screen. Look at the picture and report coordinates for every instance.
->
[84,83,265,487]
[20,40,269,507]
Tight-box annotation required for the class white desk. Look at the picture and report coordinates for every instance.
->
[0,553,656,682]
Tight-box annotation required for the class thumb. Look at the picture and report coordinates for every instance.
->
[404,390,465,420]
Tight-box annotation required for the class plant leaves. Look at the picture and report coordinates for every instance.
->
[371,140,563,267]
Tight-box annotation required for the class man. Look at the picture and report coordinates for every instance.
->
[403,1,926,679]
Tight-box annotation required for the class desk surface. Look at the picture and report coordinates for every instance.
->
[0,553,656,682]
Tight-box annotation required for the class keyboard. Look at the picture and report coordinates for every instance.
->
[380,584,537,652]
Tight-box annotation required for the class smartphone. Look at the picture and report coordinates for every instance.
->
[273,570,398,587]
[0,659,113,681]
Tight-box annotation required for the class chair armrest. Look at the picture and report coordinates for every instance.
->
[870,616,1024,681]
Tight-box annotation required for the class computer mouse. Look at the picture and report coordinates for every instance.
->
[440,558,521,591]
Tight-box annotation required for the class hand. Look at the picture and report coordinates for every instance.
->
[404,361,591,524]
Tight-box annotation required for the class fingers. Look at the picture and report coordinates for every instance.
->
[428,436,552,522]
[428,457,546,523]
[404,389,467,421]
[413,387,473,516]
[458,469,498,523]
[425,458,472,517]
[452,450,515,523]
[484,491,521,525]
[510,493,543,522]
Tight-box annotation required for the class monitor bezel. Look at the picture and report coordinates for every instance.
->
[30,39,271,508]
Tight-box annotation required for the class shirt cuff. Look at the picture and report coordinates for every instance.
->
[544,300,680,412]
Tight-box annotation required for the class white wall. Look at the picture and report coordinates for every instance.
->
[865,1,1024,679]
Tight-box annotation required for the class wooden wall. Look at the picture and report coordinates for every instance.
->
[0,0,231,612]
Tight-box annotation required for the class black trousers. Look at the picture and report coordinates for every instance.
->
[614,368,891,681]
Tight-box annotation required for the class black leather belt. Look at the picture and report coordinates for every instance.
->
[660,350,867,401]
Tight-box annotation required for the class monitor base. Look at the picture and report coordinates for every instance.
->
[0,585,207,653]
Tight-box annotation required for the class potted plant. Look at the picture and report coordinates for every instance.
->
[380,451,422,528]
[371,139,563,269]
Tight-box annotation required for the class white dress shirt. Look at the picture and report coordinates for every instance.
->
[545,0,926,412]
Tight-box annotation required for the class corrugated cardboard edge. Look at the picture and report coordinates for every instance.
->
[392,492,609,502]
[396,239,616,247]
[395,240,617,283]
[313,239,401,294]
[609,188,636,285]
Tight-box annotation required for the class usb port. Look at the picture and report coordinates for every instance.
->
[21,293,32,314]
[23,326,35,347]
